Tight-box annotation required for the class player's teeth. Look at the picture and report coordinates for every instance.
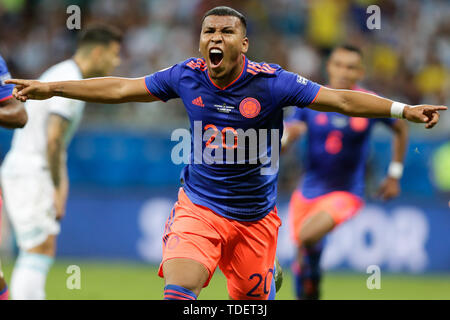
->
[210,49,222,54]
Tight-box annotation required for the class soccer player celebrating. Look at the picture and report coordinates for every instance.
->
[0,26,122,300]
[282,45,409,300]
[0,54,28,301]
[5,7,446,300]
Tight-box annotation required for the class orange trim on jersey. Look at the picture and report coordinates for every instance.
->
[247,62,261,69]
[207,55,246,90]
[247,62,276,74]
[311,86,322,104]
[189,62,207,70]
[142,77,165,102]
[261,64,276,74]
[0,95,13,103]
[247,64,261,72]
[187,61,197,69]
[187,59,207,71]
[164,294,191,300]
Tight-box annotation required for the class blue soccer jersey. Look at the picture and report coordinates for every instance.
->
[145,55,321,221]
[0,55,14,102]
[288,87,396,198]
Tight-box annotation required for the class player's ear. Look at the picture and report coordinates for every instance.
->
[91,45,103,61]
[241,37,249,54]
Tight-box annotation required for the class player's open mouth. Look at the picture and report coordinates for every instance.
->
[209,48,223,68]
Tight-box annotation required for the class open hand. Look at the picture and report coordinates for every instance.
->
[377,176,400,201]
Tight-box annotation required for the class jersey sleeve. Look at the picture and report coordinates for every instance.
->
[272,69,322,108]
[48,97,83,121]
[0,56,14,102]
[144,63,184,102]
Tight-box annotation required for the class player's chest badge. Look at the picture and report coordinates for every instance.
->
[214,103,235,114]
[239,97,261,119]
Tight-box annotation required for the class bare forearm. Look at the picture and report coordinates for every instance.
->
[340,90,395,117]
[52,154,69,220]
[392,120,408,163]
[47,141,64,188]
[0,99,28,128]
[8,77,155,104]
[51,77,134,104]
[313,89,394,118]
[312,86,446,129]
[59,164,69,195]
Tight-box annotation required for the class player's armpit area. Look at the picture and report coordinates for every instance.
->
[281,120,307,153]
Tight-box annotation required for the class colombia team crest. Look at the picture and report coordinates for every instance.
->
[239,97,261,119]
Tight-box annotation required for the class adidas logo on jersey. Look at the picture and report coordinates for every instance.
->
[192,96,204,107]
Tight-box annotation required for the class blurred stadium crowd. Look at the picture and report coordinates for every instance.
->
[0,0,448,132]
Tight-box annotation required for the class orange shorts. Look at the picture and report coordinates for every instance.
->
[288,190,363,245]
[159,188,282,300]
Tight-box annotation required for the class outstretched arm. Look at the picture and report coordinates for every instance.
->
[0,97,28,128]
[6,77,157,104]
[310,87,447,129]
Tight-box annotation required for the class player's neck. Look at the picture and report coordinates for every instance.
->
[208,55,244,89]
[73,54,93,79]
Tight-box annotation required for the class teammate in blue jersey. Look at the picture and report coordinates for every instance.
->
[0,54,28,300]
[6,7,446,300]
[0,56,27,128]
[282,45,409,299]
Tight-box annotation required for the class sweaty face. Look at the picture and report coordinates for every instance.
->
[199,15,248,80]
[327,49,364,90]
[92,41,121,77]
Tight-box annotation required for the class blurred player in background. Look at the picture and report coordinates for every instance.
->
[0,54,28,300]
[5,7,446,300]
[0,26,121,300]
[282,45,409,299]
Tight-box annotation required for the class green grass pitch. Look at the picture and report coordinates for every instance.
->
[1,259,449,300]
